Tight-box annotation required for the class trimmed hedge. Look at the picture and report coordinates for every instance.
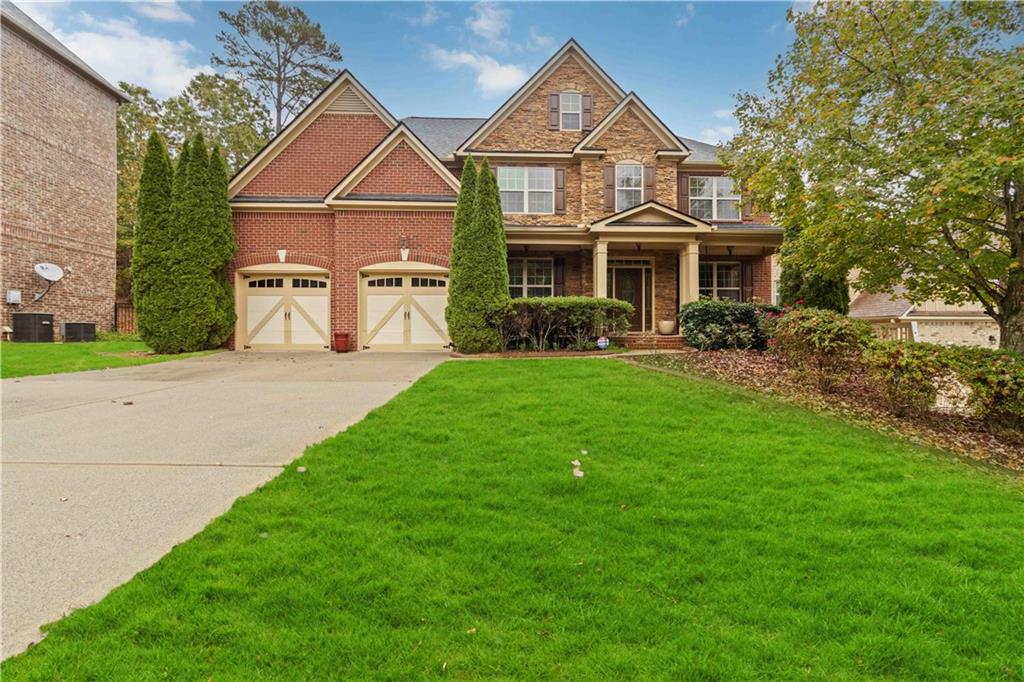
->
[678,300,781,351]
[944,346,1024,431]
[771,308,873,392]
[491,297,633,351]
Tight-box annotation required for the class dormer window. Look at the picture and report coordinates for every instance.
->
[560,92,581,131]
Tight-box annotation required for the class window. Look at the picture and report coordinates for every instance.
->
[248,278,283,288]
[291,278,327,289]
[366,277,403,288]
[560,92,581,131]
[690,176,741,221]
[497,167,554,214]
[508,258,553,298]
[411,277,446,288]
[615,164,643,212]
[699,262,741,301]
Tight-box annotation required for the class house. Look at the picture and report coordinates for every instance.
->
[228,40,782,352]
[849,285,1000,348]
[0,0,126,339]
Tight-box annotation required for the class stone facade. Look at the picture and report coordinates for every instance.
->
[1,22,120,337]
[476,55,617,152]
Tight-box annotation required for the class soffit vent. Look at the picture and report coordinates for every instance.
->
[326,86,373,114]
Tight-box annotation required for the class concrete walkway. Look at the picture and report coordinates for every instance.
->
[0,351,447,659]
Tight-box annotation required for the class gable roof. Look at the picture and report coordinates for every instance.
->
[590,200,713,231]
[456,39,627,154]
[849,286,914,320]
[1,0,127,102]
[574,92,689,156]
[228,70,398,198]
[325,123,459,202]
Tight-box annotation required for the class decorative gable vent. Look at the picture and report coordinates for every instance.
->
[326,86,373,114]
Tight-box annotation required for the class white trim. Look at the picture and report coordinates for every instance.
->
[698,261,742,300]
[359,261,449,274]
[614,163,643,213]
[507,257,555,298]
[326,124,460,200]
[689,176,742,222]
[573,93,688,155]
[326,199,456,210]
[589,200,714,230]
[457,40,626,154]
[497,166,555,215]
[228,71,397,199]
[560,91,582,131]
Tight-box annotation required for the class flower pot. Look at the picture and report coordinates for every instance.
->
[657,320,676,335]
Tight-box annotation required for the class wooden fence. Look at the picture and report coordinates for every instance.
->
[114,302,136,334]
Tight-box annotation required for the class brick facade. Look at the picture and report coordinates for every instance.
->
[1,24,119,337]
[351,141,455,197]
[239,113,391,198]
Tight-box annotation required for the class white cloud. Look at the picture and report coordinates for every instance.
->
[527,26,554,51]
[132,2,194,24]
[700,125,736,144]
[675,2,695,28]
[466,2,511,49]
[15,0,68,32]
[426,45,527,97]
[713,108,733,120]
[53,12,210,97]
[405,3,442,27]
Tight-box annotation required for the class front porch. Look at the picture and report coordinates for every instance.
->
[505,201,782,338]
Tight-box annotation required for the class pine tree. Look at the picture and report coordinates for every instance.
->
[446,158,509,353]
[207,146,237,346]
[132,132,173,346]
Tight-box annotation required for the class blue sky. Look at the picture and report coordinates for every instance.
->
[18,1,798,143]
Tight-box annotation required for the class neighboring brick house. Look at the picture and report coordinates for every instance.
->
[1,0,126,338]
[228,40,782,352]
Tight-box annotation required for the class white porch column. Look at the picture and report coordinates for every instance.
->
[681,241,700,303]
[593,240,608,298]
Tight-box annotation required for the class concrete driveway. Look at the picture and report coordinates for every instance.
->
[0,351,447,659]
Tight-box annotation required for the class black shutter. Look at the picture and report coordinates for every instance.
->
[741,261,754,302]
[554,168,566,214]
[582,94,593,131]
[603,165,615,212]
[553,257,566,296]
[548,93,560,130]
[643,165,656,203]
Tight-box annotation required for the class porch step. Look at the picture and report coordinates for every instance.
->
[610,335,688,351]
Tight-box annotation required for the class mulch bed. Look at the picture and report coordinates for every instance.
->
[629,350,1024,472]
[452,349,627,359]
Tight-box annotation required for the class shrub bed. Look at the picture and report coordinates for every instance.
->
[771,308,873,392]
[491,297,633,352]
[677,300,781,351]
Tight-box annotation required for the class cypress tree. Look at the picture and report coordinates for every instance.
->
[207,146,236,346]
[446,158,509,353]
[446,156,477,339]
[133,132,173,346]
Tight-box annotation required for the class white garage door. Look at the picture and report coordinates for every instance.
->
[241,275,330,351]
[361,274,450,351]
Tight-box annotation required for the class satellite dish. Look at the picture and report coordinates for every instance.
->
[34,263,65,282]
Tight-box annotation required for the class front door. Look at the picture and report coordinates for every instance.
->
[610,267,652,332]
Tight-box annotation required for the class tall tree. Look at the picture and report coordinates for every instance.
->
[724,2,1024,350]
[132,132,173,346]
[207,146,237,346]
[161,73,272,172]
[446,158,510,353]
[212,0,343,133]
[116,82,162,300]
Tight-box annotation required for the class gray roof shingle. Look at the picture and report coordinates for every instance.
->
[403,117,485,159]
[1,0,127,102]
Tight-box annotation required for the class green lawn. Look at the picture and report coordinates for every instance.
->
[3,359,1022,679]
[0,340,217,378]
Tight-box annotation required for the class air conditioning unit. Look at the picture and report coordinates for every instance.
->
[12,312,54,342]
[61,322,96,342]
